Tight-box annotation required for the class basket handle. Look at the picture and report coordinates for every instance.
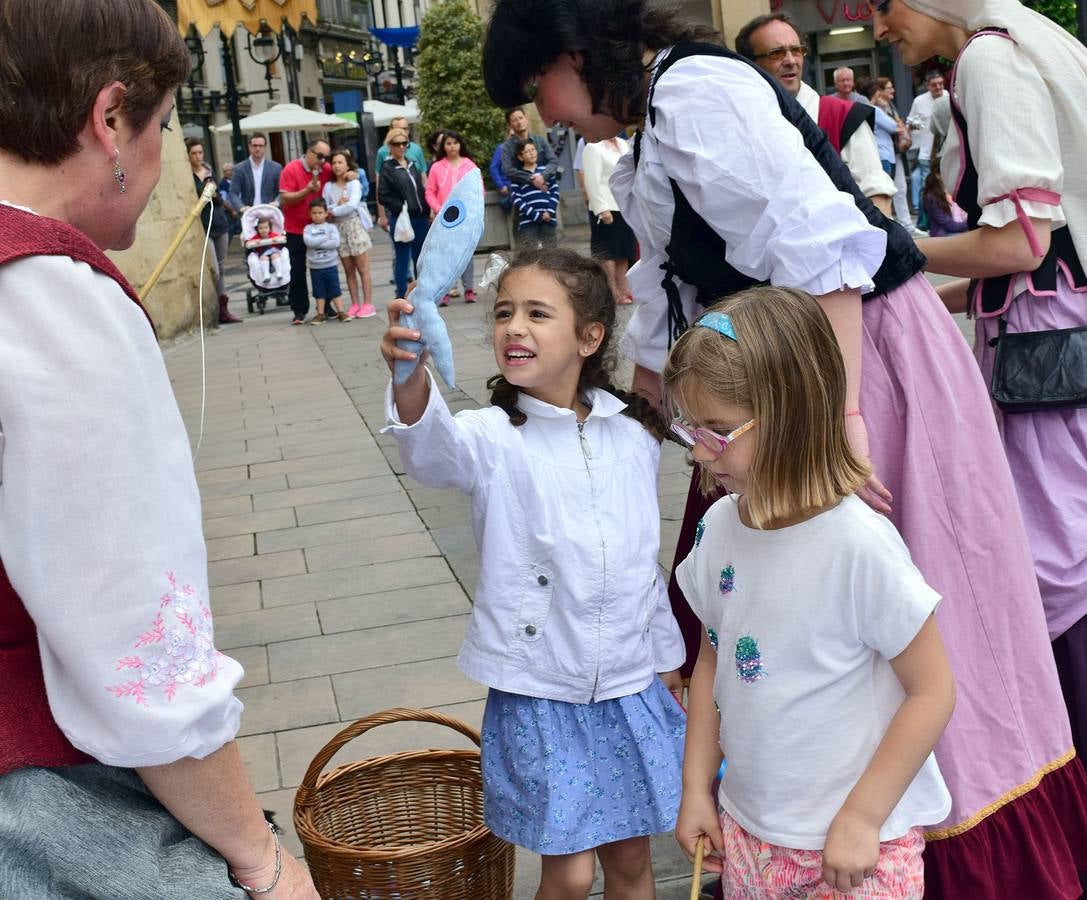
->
[295,707,482,807]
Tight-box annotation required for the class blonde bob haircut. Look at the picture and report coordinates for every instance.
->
[384,127,410,147]
[661,286,870,529]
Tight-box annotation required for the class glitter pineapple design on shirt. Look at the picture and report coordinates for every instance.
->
[694,517,706,548]
[735,635,767,683]
[719,564,735,595]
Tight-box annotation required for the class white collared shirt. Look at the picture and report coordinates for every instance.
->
[383,371,685,703]
[795,82,897,203]
[611,50,886,374]
[251,157,265,205]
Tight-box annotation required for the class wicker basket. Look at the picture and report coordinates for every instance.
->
[293,707,515,900]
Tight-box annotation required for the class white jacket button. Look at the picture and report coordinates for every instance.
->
[537,575,548,586]
[525,624,537,636]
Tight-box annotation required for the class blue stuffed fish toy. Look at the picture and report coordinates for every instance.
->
[394,168,485,389]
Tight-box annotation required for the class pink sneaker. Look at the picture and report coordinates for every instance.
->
[356,303,377,318]
[346,303,362,318]
[464,289,477,303]
[438,295,451,307]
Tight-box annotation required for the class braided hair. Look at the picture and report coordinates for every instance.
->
[487,246,673,442]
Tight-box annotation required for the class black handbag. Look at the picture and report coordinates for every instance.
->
[989,317,1087,412]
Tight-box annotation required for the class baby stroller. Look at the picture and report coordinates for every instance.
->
[240,204,291,314]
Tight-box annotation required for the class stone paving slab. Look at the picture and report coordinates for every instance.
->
[267,614,470,682]
[210,580,262,616]
[259,556,456,608]
[317,581,470,634]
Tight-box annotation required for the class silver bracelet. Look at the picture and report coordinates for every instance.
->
[228,820,282,896]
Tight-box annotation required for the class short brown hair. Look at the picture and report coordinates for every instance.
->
[662,287,869,528]
[734,12,797,61]
[0,0,189,165]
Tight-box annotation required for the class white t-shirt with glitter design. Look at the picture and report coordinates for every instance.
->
[676,494,950,849]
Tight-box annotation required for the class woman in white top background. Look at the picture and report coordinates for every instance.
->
[582,135,638,304]
[483,0,1086,895]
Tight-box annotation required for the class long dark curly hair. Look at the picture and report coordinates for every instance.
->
[482,0,719,125]
[487,247,671,442]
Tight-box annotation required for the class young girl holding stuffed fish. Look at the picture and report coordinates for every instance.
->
[381,247,686,899]
[667,287,955,899]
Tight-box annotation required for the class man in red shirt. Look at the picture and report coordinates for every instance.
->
[279,139,332,323]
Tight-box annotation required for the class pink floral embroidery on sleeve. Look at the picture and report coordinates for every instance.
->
[106,571,222,707]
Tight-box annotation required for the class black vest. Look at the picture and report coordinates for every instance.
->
[947,31,1086,315]
[633,43,925,341]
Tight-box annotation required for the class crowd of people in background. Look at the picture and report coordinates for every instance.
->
[189,37,958,331]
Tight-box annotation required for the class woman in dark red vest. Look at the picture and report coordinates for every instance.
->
[0,1,317,897]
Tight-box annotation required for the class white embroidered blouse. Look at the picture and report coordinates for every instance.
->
[0,244,243,767]
[611,51,887,374]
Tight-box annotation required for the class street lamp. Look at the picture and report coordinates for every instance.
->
[179,22,285,165]
[247,22,281,68]
[362,38,384,99]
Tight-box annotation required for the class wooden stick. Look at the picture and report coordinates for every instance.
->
[690,835,705,900]
[138,180,217,302]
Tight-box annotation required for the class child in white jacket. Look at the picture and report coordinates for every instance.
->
[381,247,686,899]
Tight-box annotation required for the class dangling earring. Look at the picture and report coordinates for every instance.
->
[113,150,127,194]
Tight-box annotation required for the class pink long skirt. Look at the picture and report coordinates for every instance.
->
[861,273,1087,897]
[860,273,1073,824]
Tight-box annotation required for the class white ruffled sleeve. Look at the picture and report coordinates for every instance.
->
[955,33,1066,230]
[650,56,886,297]
[839,122,897,200]
[0,256,243,767]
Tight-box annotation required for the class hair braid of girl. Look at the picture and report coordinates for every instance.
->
[487,374,527,426]
[577,351,677,444]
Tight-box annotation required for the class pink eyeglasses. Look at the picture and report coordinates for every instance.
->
[670,417,756,454]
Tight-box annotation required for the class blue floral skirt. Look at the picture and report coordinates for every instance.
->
[481,676,686,855]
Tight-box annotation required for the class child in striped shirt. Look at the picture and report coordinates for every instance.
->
[510,139,560,248]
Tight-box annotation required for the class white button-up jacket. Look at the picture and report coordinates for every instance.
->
[384,374,685,704]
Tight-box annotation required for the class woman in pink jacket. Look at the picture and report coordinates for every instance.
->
[425,130,480,303]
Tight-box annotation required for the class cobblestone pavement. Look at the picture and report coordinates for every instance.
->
[165,224,702,898]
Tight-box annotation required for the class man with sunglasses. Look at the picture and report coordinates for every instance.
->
[736,13,896,216]
[279,139,334,323]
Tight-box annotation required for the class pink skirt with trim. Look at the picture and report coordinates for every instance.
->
[859,273,1072,827]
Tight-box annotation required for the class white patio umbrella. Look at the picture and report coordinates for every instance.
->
[361,99,420,128]
[211,103,356,134]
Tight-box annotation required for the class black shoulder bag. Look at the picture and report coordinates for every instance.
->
[989,316,1087,412]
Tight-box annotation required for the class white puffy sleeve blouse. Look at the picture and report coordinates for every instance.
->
[942,32,1066,232]
[0,253,244,767]
[611,52,887,374]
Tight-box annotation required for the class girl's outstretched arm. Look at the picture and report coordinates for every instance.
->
[822,615,955,892]
[675,631,726,873]
[380,297,429,425]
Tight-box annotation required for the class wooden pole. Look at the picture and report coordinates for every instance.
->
[138,181,216,302]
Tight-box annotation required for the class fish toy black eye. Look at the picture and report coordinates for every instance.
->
[441,200,466,228]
